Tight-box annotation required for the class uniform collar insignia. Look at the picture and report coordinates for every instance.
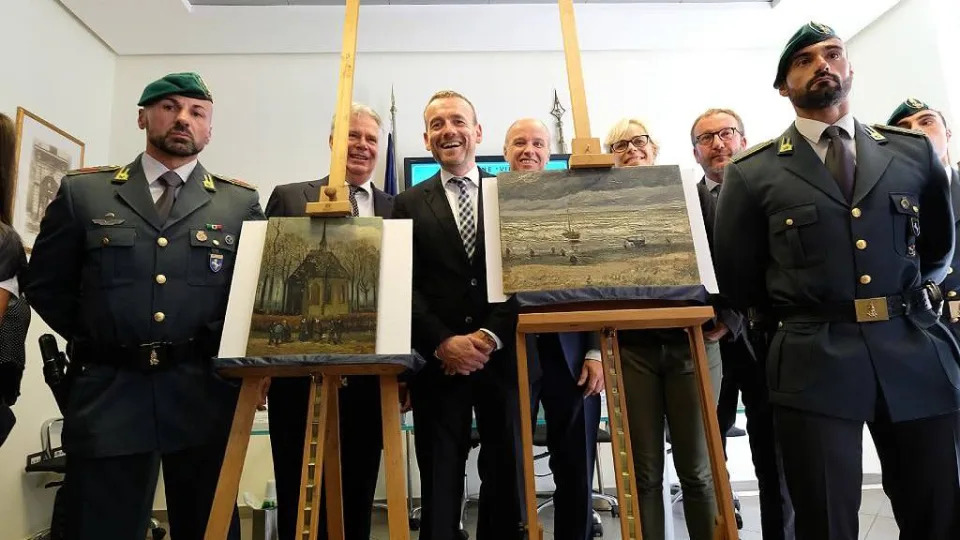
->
[113,167,130,183]
[778,136,794,155]
[863,124,887,144]
[203,174,216,192]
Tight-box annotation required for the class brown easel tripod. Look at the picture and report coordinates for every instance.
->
[512,2,739,539]
[203,1,414,538]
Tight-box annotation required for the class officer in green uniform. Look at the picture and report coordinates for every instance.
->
[25,73,264,540]
[888,99,960,341]
[714,23,960,540]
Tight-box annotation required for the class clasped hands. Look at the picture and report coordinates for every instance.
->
[436,331,496,376]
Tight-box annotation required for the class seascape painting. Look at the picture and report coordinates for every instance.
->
[497,165,701,293]
[248,217,381,355]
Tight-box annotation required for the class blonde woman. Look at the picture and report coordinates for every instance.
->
[605,118,721,540]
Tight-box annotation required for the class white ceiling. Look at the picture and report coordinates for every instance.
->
[59,0,898,55]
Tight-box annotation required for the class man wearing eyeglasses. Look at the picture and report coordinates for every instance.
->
[714,22,960,539]
[691,109,795,540]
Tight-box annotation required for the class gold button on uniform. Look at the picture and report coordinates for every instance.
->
[851,208,862,218]
[856,239,867,250]
[912,205,919,213]
[785,218,794,226]
[157,237,168,247]
[900,197,910,209]
[156,274,167,285]
[859,275,872,285]
[153,312,166,322]
[949,291,958,298]
[101,237,110,246]
[950,267,955,275]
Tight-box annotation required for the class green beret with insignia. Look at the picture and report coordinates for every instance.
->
[773,21,839,88]
[137,72,213,107]
[887,98,932,126]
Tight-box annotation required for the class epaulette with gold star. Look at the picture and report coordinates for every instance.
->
[732,139,773,163]
[872,124,925,137]
[64,165,122,176]
[212,173,257,191]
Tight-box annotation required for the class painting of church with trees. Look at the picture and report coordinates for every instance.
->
[247,217,382,355]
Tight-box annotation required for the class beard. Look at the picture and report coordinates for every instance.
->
[149,126,202,157]
[788,72,852,110]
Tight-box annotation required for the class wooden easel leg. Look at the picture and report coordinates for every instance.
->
[297,376,333,540]
[380,375,411,540]
[204,376,265,540]
[687,326,738,540]
[598,329,643,540]
[515,330,542,540]
[324,378,345,540]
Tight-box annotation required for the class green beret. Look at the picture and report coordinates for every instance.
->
[887,98,932,126]
[137,72,213,107]
[773,22,839,88]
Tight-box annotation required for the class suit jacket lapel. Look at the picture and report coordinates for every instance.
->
[851,121,892,206]
[424,175,470,265]
[373,188,390,218]
[164,164,213,230]
[303,176,326,206]
[781,125,848,206]
[115,155,164,231]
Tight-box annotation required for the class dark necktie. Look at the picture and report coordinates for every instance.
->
[155,170,183,221]
[823,126,855,202]
[349,185,360,217]
[710,184,720,202]
[448,177,476,261]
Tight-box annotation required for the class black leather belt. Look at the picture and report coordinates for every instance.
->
[70,340,201,372]
[773,296,907,323]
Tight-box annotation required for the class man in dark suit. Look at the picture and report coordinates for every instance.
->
[715,23,960,540]
[888,99,960,342]
[691,108,795,540]
[265,102,393,540]
[25,73,262,540]
[392,90,522,540]
[504,118,603,540]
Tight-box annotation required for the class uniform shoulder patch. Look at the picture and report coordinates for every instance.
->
[212,173,257,190]
[732,139,774,163]
[64,165,122,176]
[872,124,925,137]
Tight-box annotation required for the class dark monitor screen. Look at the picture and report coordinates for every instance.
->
[404,154,570,189]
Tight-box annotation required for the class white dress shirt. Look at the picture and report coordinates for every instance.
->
[141,152,198,203]
[440,166,481,231]
[0,277,18,298]
[348,179,376,217]
[794,113,858,164]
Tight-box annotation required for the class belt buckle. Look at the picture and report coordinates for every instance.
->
[140,342,165,370]
[855,297,889,322]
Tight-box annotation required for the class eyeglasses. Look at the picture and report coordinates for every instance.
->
[610,135,651,153]
[694,127,741,147]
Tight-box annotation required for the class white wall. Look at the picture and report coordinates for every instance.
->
[111,47,795,205]
[0,0,116,538]
[847,0,960,161]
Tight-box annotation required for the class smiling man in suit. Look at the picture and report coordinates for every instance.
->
[715,23,960,540]
[264,102,393,540]
[503,118,603,540]
[392,90,522,540]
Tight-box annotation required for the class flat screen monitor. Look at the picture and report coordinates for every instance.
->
[403,154,570,189]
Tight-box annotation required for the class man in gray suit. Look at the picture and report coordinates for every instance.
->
[715,23,960,540]
[265,102,393,540]
[25,72,264,540]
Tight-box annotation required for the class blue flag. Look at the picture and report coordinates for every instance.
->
[383,131,398,196]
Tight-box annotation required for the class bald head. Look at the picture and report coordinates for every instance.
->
[504,118,551,171]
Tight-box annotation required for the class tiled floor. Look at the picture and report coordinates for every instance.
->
[369,486,900,539]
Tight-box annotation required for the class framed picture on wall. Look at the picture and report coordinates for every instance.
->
[12,107,84,250]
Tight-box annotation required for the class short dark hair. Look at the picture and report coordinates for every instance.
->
[423,90,478,126]
[690,108,746,146]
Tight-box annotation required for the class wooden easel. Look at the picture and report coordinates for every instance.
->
[512,2,738,539]
[203,363,411,540]
[204,1,412,539]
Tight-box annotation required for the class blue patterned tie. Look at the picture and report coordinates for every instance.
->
[449,177,476,261]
